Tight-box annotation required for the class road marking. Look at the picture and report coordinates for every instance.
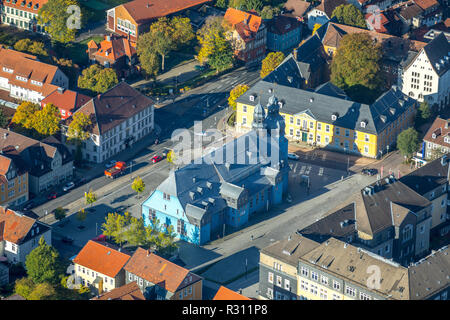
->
[293,162,299,173]
[305,166,312,175]
[299,166,306,175]
[318,167,324,176]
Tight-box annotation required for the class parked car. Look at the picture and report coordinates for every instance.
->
[92,234,107,242]
[105,160,117,169]
[362,168,378,176]
[151,155,163,164]
[47,192,57,200]
[63,182,75,192]
[194,65,207,71]
[76,177,87,186]
[61,236,74,244]
[288,153,300,160]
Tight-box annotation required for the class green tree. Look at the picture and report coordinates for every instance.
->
[196,16,232,65]
[242,0,263,11]
[0,108,9,128]
[14,277,35,299]
[125,217,147,247]
[137,33,161,78]
[171,16,195,48]
[28,282,56,300]
[102,212,120,239]
[14,39,48,57]
[131,176,145,197]
[85,189,97,208]
[332,4,367,29]
[33,103,60,136]
[11,102,40,130]
[260,51,285,78]
[76,209,87,227]
[67,112,91,142]
[145,218,178,255]
[25,237,64,285]
[397,128,419,159]
[216,0,228,8]
[53,207,66,222]
[148,17,175,71]
[78,64,118,94]
[208,44,234,73]
[113,213,128,247]
[228,84,249,110]
[330,33,382,103]
[37,0,81,43]
[260,6,281,19]
[418,101,431,121]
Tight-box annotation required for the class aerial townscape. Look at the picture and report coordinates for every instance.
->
[0,0,449,304]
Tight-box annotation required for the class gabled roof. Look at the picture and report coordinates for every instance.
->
[413,0,439,10]
[283,0,311,17]
[91,35,137,62]
[213,286,251,300]
[2,0,47,14]
[315,0,347,17]
[399,3,424,20]
[73,241,131,278]
[0,207,48,245]
[423,117,450,147]
[422,32,450,75]
[92,281,145,300]
[224,7,262,33]
[70,82,154,135]
[121,0,211,24]
[123,248,202,294]
[41,88,91,113]
[267,15,301,35]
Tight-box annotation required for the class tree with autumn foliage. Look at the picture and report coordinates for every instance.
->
[11,102,41,130]
[260,52,285,78]
[330,33,383,103]
[228,84,249,110]
[196,16,233,66]
[331,4,367,29]
[77,64,118,94]
[67,112,91,142]
[33,103,60,136]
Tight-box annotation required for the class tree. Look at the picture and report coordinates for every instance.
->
[131,176,145,197]
[85,189,97,208]
[14,39,48,56]
[166,150,176,163]
[312,23,322,35]
[428,148,446,161]
[0,108,9,128]
[260,52,285,78]
[14,277,35,299]
[125,217,147,247]
[208,44,234,73]
[67,112,91,142]
[27,282,56,300]
[171,16,195,48]
[78,64,118,94]
[148,17,176,71]
[145,218,178,255]
[242,0,263,11]
[197,16,232,65]
[260,6,281,20]
[331,4,367,29]
[37,0,81,43]
[53,207,66,222]
[216,0,228,8]
[76,209,87,227]
[418,101,431,121]
[137,33,161,78]
[330,33,382,103]
[11,102,40,130]
[25,237,64,285]
[102,212,120,239]
[228,84,249,110]
[33,103,60,136]
[397,128,419,159]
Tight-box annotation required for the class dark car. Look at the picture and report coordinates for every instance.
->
[23,201,34,211]
[47,191,57,200]
[61,236,74,244]
[362,168,378,176]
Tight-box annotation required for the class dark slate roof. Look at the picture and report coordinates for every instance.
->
[400,156,449,196]
[423,32,450,76]
[238,81,414,135]
[314,82,348,99]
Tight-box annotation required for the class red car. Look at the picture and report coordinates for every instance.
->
[92,234,107,242]
[47,192,57,200]
[151,155,163,163]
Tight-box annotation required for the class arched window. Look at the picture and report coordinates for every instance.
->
[402,224,413,243]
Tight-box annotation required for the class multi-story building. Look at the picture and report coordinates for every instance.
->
[0,46,68,103]
[62,82,154,164]
[0,129,73,195]
[91,281,145,300]
[235,81,417,158]
[283,0,311,19]
[259,233,320,300]
[123,248,203,300]
[105,0,210,43]
[0,154,28,207]
[266,15,302,52]
[86,35,138,79]
[142,94,289,245]
[0,262,8,286]
[399,32,450,109]
[262,33,329,89]
[0,207,51,264]
[224,8,267,66]
[0,0,47,32]
[400,156,450,244]
[423,117,450,159]
[306,0,347,30]
[73,240,131,295]
[40,87,91,120]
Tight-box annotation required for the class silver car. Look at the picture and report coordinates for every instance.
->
[63,182,75,192]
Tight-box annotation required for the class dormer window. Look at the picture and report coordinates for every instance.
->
[31,80,42,86]
[3,67,13,73]
[444,136,450,144]
[278,101,283,108]
[331,113,339,121]
[16,75,28,82]
[360,120,367,128]
[249,95,255,102]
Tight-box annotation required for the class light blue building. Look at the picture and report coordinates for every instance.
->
[142,94,290,245]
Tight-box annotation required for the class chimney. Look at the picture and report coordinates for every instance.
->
[57,87,65,94]
[3,133,7,139]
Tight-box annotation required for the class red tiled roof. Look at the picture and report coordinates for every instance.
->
[92,281,145,300]
[224,8,262,43]
[41,88,91,113]
[87,40,98,49]
[73,241,131,278]
[92,35,137,62]
[423,117,450,148]
[414,0,439,10]
[122,0,211,24]
[2,0,48,14]
[0,207,35,244]
[124,248,201,294]
[0,155,11,176]
[213,286,251,300]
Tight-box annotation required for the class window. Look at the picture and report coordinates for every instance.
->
[335,127,340,135]
[364,145,369,154]
[365,134,370,142]
[284,279,290,290]
[325,125,330,132]
[129,273,132,281]
[276,275,282,287]
[310,284,318,295]
[273,262,282,271]
[319,288,328,299]
[243,105,247,113]
[333,281,341,290]
[402,225,413,242]
[360,292,371,300]
[345,286,356,297]
[268,272,274,284]
[345,129,349,137]
[332,293,341,300]
[311,271,318,281]
[321,276,329,285]
[309,121,313,129]
[139,278,143,286]
[317,123,322,130]
[385,244,390,253]
[179,292,183,299]
[301,267,309,277]
[267,288,273,299]
[300,280,309,291]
